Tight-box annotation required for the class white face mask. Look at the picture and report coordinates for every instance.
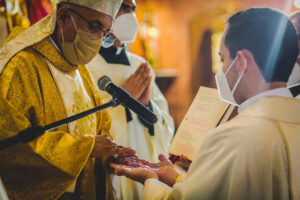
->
[287,57,300,87]
[112,12,138,43]
[215,57,247,106]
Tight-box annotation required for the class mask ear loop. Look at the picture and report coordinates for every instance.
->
[69,11,79,32]
[231,57,247,94]
[225,57,238,74]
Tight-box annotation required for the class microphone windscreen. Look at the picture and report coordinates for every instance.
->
[98,76,112,91]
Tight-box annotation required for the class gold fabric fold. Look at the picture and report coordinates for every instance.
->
[0,10,57,73]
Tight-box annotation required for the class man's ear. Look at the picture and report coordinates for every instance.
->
[57,7,70,28]
[236,50,253,76]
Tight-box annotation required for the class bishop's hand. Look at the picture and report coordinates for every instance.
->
[90,135,136,159]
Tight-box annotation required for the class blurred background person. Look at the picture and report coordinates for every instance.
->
[87,0,175,199]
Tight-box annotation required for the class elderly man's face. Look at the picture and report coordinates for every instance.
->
[116,0,136,18]
[57,4,113,43]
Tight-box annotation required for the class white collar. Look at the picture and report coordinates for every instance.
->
[238,87,293,113]
[116,46,125,55]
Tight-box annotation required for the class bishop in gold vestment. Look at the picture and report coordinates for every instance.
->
[0,0,124,199]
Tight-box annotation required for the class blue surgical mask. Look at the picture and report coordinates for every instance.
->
[102,36,116,48]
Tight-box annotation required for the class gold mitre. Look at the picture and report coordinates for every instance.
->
[59,0,123,18]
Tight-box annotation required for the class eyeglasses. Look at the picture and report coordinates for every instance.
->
[119,4,136,13]
[68,8,111,39]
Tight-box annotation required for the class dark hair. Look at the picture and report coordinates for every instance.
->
[225,8,298,82]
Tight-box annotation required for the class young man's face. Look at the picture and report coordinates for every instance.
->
[218,27,246,104]
[219,28,234,74]
[219,27,241,91]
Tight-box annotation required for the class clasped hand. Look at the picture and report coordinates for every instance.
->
[121,62,152,107]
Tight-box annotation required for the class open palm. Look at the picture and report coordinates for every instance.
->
[111,154,180,186]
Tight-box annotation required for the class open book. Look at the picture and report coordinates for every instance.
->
[168,86,235,161]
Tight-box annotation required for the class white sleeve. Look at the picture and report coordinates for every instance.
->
[143,179,174,200]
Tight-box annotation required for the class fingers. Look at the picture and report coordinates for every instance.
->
[134,67,151,86]
[139,159,155,167]
[110,163,130,176]
[108,32,121,47]
[92,135,137,159]
[179,154,191,163]
[95,135,114,145]
[136,63,145,73]
[110,163,142,178]
[143,74,152,87]
[158,154,168,162]
[136,62,149,74]
[113,147,136,157]
[121,62,152,99]
[132,63,151,83]
[116,156,155,169]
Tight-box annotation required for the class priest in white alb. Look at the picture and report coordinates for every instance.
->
[87,0,174,199]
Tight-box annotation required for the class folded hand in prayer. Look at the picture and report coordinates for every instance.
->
[121,62,152,106]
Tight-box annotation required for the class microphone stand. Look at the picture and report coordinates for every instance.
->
[0,99,120,151]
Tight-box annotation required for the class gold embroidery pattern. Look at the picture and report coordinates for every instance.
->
[0,41,95,200]
[72,90,96,136]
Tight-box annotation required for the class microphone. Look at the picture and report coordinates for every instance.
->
[98,76,158,124]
